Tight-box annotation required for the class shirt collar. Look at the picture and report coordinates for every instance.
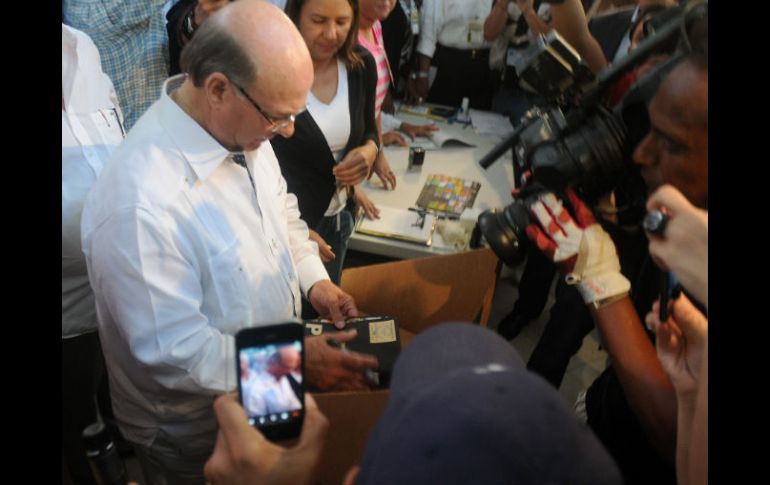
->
[158,74,233,182]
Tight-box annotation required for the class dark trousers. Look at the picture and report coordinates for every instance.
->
[490,68,545,124]
[301,208,355,320]
[62,331,105,485]
[315,208,355,286]
[586,368,677,485]
[428,44,493,110]
[527,279,594,388]
[510,249,555,322]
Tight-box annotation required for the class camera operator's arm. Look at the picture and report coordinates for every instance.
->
[526,189,676,460]
[547,0,607,73]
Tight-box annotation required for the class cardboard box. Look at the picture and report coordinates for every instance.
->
[309,249,500,484]
[313,389,390,485]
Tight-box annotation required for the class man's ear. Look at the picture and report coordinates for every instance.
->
[204,72,230,107]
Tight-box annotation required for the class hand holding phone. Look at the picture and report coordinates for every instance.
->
[205,393,329,485]
[236,322,305,442]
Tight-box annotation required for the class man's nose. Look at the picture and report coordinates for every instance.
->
[632,132,656,167]
[274,121,296,139]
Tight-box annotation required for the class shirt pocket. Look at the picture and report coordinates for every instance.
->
[204,241,252,334]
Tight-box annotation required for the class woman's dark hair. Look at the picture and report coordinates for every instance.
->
[285,0,363,69]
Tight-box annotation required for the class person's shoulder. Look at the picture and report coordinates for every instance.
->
[91,105,185,210]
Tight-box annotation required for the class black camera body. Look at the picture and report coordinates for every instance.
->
[478,0,707,266]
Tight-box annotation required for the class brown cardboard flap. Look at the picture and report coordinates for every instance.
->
[341,248,500,334]
[313,389,391,485]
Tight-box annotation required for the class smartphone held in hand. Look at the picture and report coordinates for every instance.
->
[235,322,305,442]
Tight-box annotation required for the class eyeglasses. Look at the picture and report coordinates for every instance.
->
[234,83,300,133]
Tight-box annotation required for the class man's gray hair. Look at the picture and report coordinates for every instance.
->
[179,17,256,89]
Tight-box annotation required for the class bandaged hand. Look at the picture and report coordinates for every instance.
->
[525,188,630,305]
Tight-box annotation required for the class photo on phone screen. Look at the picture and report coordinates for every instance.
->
[236,323,304,441]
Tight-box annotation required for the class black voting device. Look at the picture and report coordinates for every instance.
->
[304,316,402,388]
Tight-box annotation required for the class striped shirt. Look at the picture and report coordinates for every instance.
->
[358,21,391,117]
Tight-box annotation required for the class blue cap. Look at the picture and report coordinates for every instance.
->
[356,322,622,485]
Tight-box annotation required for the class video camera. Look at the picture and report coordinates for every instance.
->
[476,0,707,266]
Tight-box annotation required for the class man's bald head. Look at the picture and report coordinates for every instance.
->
[180,0,313,99]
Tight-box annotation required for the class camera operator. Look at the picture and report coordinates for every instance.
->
[497,1,677,392]
[521,30,707,484]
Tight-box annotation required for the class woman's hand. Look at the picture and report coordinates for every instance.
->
[333,141,378,186]
[308,229,335,263]
[354,186,380,220]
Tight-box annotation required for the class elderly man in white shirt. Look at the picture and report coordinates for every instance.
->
[245,346,303,417]
[80,1,378,483]
[62,23,126,485]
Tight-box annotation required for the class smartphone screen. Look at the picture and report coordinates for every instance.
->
[235,323,304,441]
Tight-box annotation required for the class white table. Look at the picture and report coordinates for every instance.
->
[349,110,515,259]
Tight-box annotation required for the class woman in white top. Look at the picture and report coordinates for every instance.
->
[271,0,381,286]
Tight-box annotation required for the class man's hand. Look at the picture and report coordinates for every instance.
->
[414,77,429,101]
[646,184,708,307]
[305,330,379,391]
[399,122,439,141]
[405,76,424,105]
[204,393,329,485]
[382,131,409,147]
[368,152,397,190]
[645,294,708,397]
[354,186,381,220]
[333,142,378,186]
[308,229,335,263]
[308,280,358,329]
[525,188,630,304]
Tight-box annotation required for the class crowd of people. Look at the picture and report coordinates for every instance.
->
[62,0,708,484]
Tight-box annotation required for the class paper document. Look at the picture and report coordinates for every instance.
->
[356,205,435,246]
[470,109,515,138]
[410,131,476,151]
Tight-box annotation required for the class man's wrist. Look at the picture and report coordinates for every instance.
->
[416,71,429,79]
[570,271,631,306]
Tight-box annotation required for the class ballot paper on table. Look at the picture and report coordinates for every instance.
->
[470,109,515,138]
[409,130,476,151]
[356,205,435,246]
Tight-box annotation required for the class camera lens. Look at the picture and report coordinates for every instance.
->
[477,201,532,266]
